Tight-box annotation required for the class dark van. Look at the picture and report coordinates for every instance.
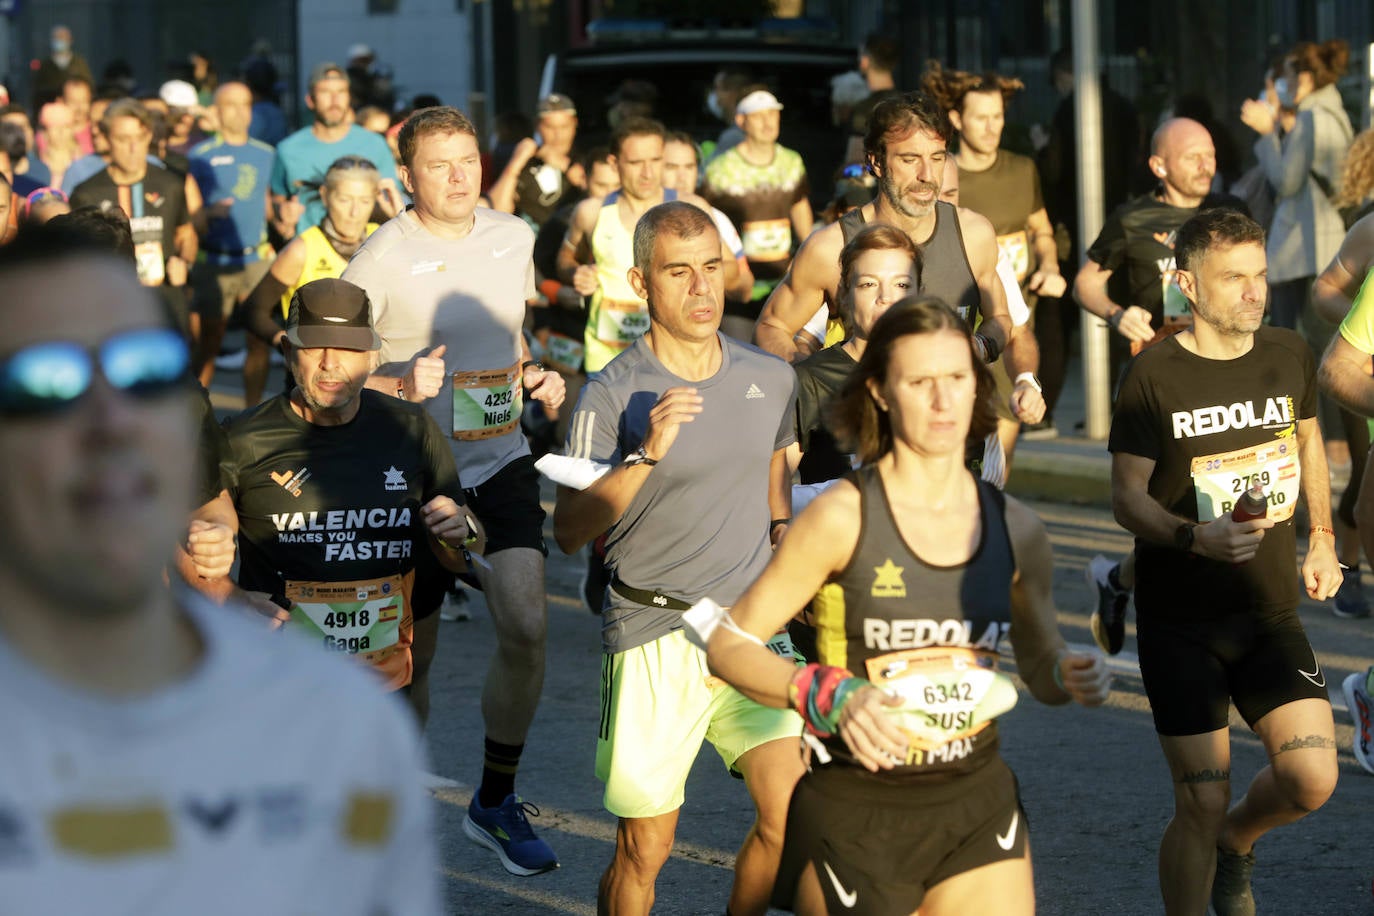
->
[538,19,858,209]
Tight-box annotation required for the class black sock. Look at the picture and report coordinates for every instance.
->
[478,738,523,808]
[1107,565,1126,593]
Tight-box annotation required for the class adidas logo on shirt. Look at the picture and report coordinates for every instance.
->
[745,383,765,400]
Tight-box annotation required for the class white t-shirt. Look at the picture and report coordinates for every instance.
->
[0,593,441,915]
[343,207,537,488]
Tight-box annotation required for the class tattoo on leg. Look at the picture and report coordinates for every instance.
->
[1275,734,1337,755]
[1177,768,1230,784]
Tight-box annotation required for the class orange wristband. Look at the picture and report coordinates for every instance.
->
[1310,525,1335,538]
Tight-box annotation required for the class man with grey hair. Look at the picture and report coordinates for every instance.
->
[554,200,804,916]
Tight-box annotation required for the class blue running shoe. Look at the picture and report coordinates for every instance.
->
[463,794,559,876]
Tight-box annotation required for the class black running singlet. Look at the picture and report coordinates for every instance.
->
[812,465,1015,777]
[839,201,980,324]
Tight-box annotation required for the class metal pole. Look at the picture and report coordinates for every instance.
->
[1072,0,1111,440]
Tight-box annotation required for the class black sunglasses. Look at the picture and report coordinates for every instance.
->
[0,327,190,417]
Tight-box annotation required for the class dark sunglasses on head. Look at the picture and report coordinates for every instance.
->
[0,327,190,417]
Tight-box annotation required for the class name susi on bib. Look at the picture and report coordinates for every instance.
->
[1190,438,1300,522]
[865,646,1018,765]
[286,573,406,655]
[595,298,651,347]
[997,230,1030,282]
[452,362,521,440]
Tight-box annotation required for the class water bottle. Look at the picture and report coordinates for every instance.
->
[1232,483,1268,522]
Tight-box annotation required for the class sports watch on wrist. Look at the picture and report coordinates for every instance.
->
[622,445,657,467]
[1173,522,1197,552]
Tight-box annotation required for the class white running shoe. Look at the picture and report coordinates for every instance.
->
[1343,667,1374,775]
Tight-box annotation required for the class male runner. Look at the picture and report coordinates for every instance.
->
[0,226,440,914]
[703,89,813,341]
[1076,118,1240,654]
[221,278,475,717]
[753,92,1014,368]
[488,93,584,230]
[662,131,754,306]
[553,200,804,916]
[187,81,275,388]
[270,63,398,238]
[1312,211,1374,620]
[1110,208,1339,916]
[1316,224,1374,771]
[69,99,196,321]
[341,105,566,876]
[558,117,728,375]
[927,64,1065,456]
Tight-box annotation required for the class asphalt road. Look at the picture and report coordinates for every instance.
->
[422,487,1374,916]
[207,356,1374,915]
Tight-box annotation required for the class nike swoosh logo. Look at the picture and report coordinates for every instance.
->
[996,811,1019,850]
[492,246,513,258]
[822,861,858,909]
[1299,661,1325,688]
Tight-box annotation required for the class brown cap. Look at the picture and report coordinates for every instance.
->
[285,278,381,351]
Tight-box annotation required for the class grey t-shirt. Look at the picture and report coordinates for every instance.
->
[565,334,797,653]
[342,208,536,489]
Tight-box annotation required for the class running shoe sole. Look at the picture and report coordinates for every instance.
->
[1342,671,1374,775]
[462,814,559,876]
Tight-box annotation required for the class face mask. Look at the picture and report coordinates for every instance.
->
[1274,78,1295,108]
[52,39,71,55]
[706,91,724,122]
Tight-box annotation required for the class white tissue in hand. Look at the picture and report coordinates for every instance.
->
[682,597,727,651]
[534,454,612,490]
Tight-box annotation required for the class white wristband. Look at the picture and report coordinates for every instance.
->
[1014,372,1042,392]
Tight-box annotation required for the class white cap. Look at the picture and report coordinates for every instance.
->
[347,43,373,61]
[736,90,783,116]
[158,79,198,109]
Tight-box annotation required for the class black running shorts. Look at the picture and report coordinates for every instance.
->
[462,454,548,556]
[1136,606,1329,736]
[772,756,1027,915]
[409,542,453,621]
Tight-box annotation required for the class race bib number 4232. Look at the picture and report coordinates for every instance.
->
[452,363,522,441]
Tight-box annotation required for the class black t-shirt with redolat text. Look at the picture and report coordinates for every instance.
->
[1108,328,1316,619]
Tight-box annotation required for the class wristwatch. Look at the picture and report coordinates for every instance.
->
[622,445,658,467]
[1173,522,1197,552]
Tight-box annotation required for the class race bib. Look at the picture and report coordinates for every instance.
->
[740,218,792,263]
[452,363,522,441]
[766,629,798,661]
[594,298,651,347]
[997,230,1031,282]
[134,240,166,286]
[285,574,406,657]
[864,646,1018,753]
[545,332,584,373]
[1190,438,1300,523]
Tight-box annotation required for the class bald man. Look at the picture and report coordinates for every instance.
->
[1075,118,1233,359]
[1074,117,1248,657]
[188,82,276,389]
